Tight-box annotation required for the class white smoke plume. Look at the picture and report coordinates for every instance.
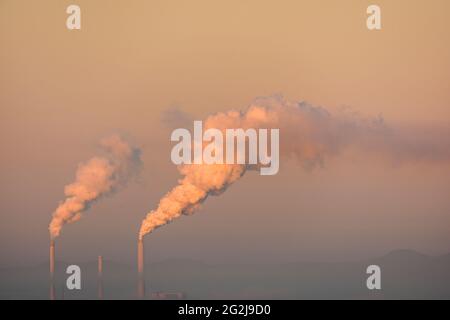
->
[49,135,142,239]
[138,95,388,239]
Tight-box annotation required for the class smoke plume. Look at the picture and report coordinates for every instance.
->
[49,135,141,239]
[138,95,387,239]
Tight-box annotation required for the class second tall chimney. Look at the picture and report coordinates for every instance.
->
[49,239,55,300]
[50,239,55,278]
[98,255,103,299]
[137,238,145,299]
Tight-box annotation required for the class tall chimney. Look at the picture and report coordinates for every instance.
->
[49,239,56,300]
[137,238,145,299]
[50,239,55,278]
[49,282,56,300]
[98,255,104,299]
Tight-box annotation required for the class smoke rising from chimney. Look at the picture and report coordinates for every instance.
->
[138,95,450,239]
[49,135,142,239]
[138,96,385,238]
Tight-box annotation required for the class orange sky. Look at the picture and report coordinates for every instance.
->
[0,0,449,265]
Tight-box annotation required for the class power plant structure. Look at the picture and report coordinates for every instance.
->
[137,238,145,299]
[151,291,186,300]
[48,237,184,299]
[97,255,104,299]
[49,240,106,300]
[136,238,186,300]
[49,239,56,300]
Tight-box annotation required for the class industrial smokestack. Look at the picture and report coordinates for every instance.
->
[141,96,431,239]
[137,239,144,275]
[137,239,145,299]
[50,240,55,278]
[97,255,103,300]
[49,239,55,300]
[98,255,103,277]
[49,283,56,301]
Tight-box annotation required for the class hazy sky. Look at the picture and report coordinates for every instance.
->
[0,0,449,267]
